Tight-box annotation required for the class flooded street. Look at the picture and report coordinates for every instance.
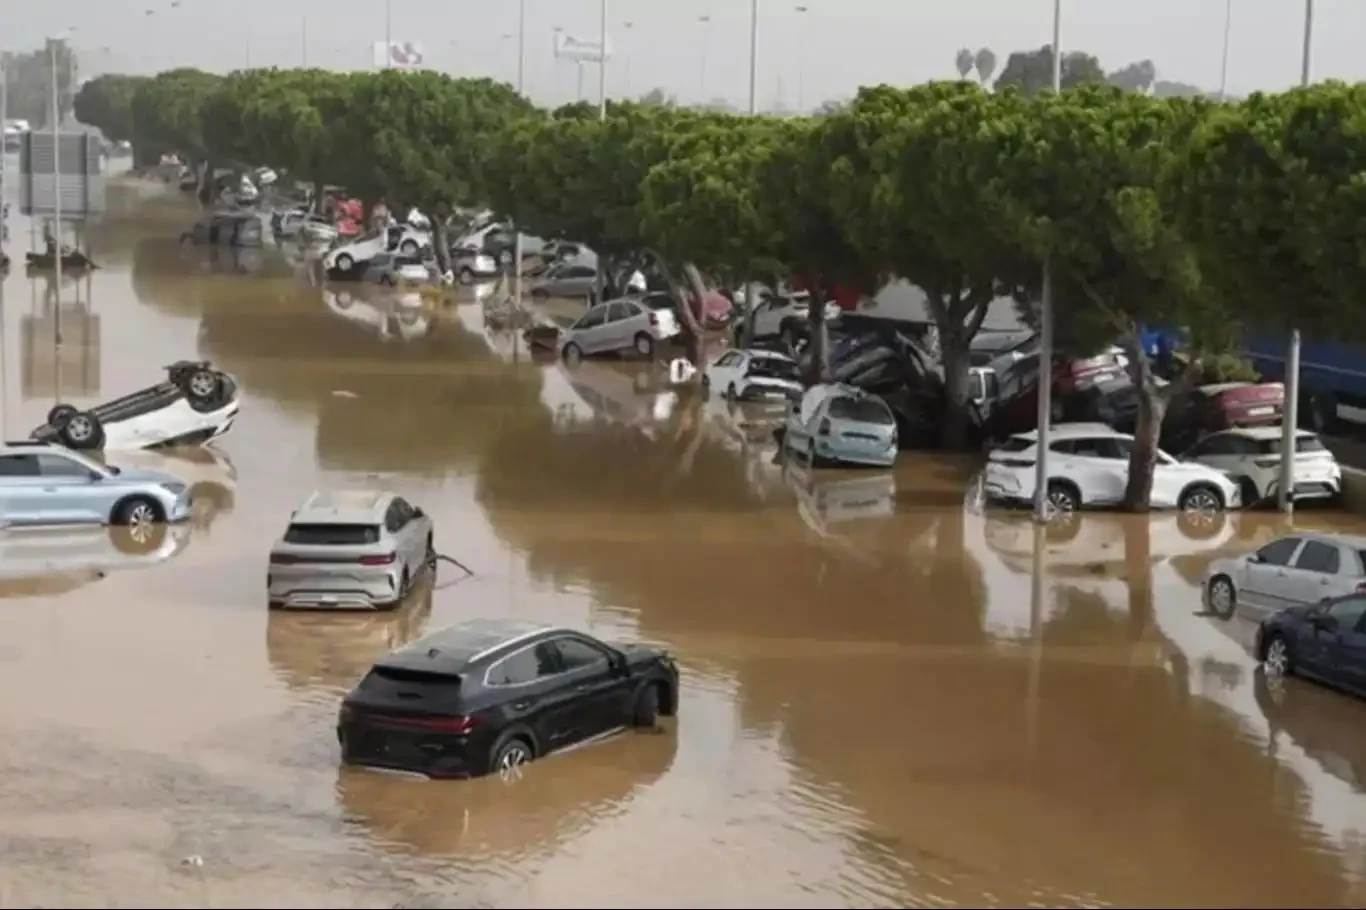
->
[6,180,1366,907]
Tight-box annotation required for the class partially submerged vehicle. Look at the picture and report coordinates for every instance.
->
[25,249,97,271]
[781,383,899,468]
[180,211,264,248]
[30,361,240,451]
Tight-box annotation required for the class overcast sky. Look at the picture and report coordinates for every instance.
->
[10,0,1364,110]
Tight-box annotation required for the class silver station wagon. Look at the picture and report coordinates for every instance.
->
[267,489,434,610]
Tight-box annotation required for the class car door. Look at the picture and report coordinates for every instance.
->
[547,635,633,740]
[0,453,47,524]
[571,304,610,353]
[483,641,581,753]
[1283,539,1351,606]
[566,264,598,297]
[1339,603,1366,695]
[1183,432,1239,474]
[604,301,635,351]
[1300,595,1366,686]
[709,351,742,389]
[34,453,105,523]
[1240,536,1305,608]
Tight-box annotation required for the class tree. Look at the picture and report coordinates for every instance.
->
[955,48,974,80]
[1172,82,1366,354]
[995,45,1105,95]
[819,84,1034,447]
[1108,59,1157,94]
[73,74,150,161]
[974,48,998,87]
[988,86,1228,509]
[131,68,224,203]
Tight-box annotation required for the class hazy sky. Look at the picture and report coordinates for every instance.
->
[10,0,1364,110]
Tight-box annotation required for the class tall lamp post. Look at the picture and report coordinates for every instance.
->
[1278,0,1314,514]
[793,5,809,112]
[748,0,759,115]
[1217,0,1233,101]
[597,0,608,120]
[1032,0,1062,523]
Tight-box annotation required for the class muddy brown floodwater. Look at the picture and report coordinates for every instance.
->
[5,181,1366,907]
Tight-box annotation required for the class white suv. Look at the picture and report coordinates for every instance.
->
[1181,426,1341,506]
[984,422,1240,513]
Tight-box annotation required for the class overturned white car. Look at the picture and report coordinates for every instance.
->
[30,361,240,451]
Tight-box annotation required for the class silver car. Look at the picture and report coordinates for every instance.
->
[530,260,599,299]
[559,297,681,362]
[361,252,435,286]
[0,441,193,529]
[267,489,434,610]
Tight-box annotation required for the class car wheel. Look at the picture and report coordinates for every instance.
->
[46,403,77,427]
[725,382,739,401]
[399,239,418,256]
[562,342,583,366]
[1206,574,1237,619]
[58,411,103,450]
[181,367,223,403]
[700,374,711,398]
[1179,482,1224,513]
[335,253,354,271]
[633,332,655,359]
[1045,481,1079,514]
[1262,634,1293,678]
[632,683,661,729]
[113,495,163,530]
[489,734,534,781]
[109,519,168,555]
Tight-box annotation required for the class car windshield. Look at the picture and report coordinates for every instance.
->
[283,523,380,545]
[1256,435,1326,454]
[749,356,799,381]
[828,395,893,424]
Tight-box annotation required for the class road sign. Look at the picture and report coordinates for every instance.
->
[17,132,105,218]
[373,41,425,68]
[555,33,612,63]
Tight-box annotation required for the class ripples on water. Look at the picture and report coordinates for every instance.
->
[3,187,1366,905]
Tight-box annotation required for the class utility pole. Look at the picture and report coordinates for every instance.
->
[1032,0,1062,523]
[597,0,608,120]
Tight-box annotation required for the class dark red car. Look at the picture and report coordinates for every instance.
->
[1162,381,1284,452]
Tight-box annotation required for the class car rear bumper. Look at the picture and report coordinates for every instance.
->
[338,724,477,778]
[268,567,403,609]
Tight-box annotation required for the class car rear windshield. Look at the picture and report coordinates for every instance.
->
[283,523,380,545]
[365,666,462,687]
[1256,436,1326,455]
[828,396,893,423]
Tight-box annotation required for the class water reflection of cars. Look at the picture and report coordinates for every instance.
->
[561,362,678,435]
[266,583,434,693]
[792,471,897,532]
[336,720,677,859]
[1254,593,1366,698]
[101,446,236,529]
[0,521,192,596]
[323,288,431,341]
[1254,665,1366,793]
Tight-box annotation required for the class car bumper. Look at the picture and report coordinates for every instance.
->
[338,723,478,779]
[167,495,194,522]
[814,439,897,467]
[268,567,403,609]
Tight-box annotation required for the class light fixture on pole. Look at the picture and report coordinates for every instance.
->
[1032,0,1062,523]
[597,0,608,120]
[1278,0,1313,514]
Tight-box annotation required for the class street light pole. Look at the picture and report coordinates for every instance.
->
[597,0,608,120]
[517,0,527,94]
[794,5,808,112]
[384,0,392,68]
[1032,0,1062,523]
[1279,0,1313,514]
[1217,0,1232,101]
[748,0,759,115]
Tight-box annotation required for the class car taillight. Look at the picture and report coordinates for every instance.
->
[817,418,831,436]
[374,713,479,734]
[1356,581,1366,594]
[359,553,396,566]
[270,553,298,564]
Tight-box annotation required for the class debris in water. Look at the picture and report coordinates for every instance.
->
[332,390,358,399]
[181,854,203,868]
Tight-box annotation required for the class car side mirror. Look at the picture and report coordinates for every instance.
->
[609,650,629,676]
[1247,554,1263,564]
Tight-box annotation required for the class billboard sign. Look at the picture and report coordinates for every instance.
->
[18,132,106,218]
[554,33,612,63]
[373,41,425,68]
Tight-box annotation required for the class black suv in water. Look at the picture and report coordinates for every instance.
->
[338,617,680,779]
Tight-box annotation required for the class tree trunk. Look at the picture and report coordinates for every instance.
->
[311,180,324,214]
[644,250,705,367]
[803,284,830,386]
[195,159,213,207]
[431,220,452,276]
[679,263,710,368]
[939,326,973,450]
[1121,328,1164,511]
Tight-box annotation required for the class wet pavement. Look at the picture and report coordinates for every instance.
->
[4,178,1366,906]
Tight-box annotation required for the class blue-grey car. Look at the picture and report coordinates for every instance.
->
[0,441,193,529]
[783,384,898,467]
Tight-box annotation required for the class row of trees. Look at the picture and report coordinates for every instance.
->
[960,45,1210,99]
[74,67,1366,507]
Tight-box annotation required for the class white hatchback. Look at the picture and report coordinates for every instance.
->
[704,349,802,402]
[1204,533,1366,619]
[984,422,1240,513]
[1181,426,1341,506]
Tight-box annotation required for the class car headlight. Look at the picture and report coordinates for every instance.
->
[160,482,187,496]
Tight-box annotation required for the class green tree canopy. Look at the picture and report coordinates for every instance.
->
[130,68,224,159]
[995,45,1105,95]
[72,73,148,144]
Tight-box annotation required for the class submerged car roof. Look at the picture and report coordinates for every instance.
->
[377,618,556,676]
[292,489,392,524]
